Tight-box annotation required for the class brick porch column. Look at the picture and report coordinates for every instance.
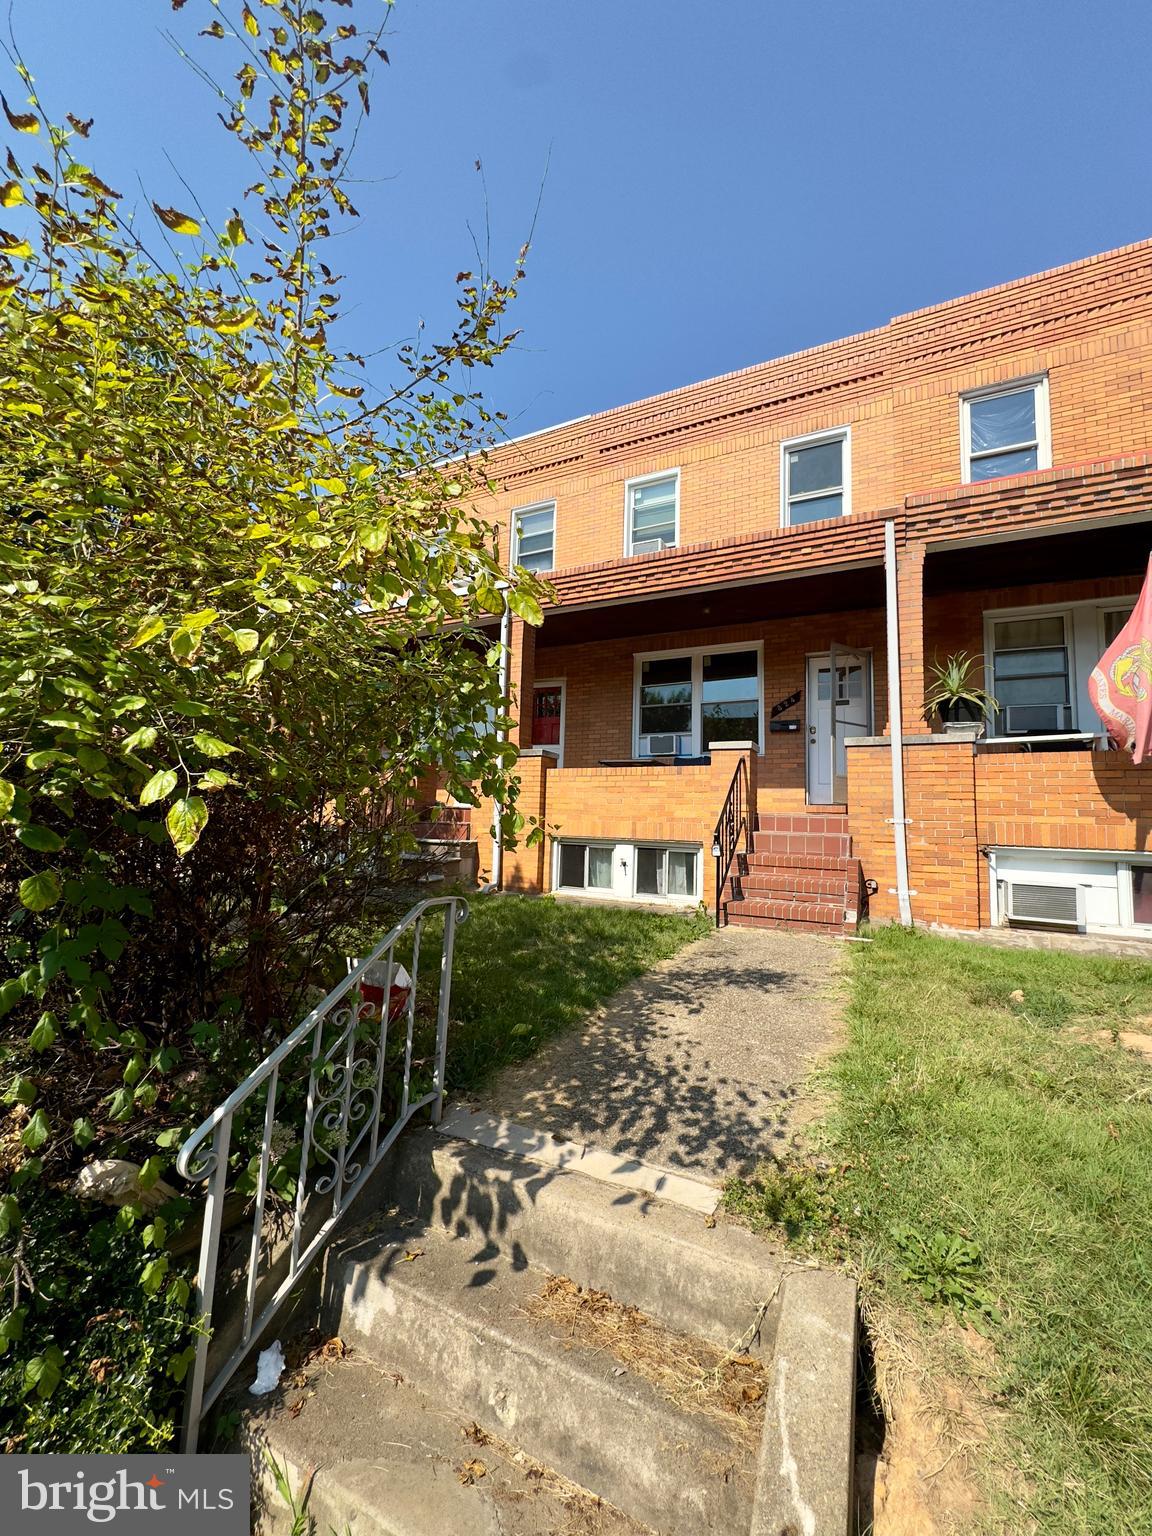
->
[891,538,928,735]
[502,749,556,893]
[506,616,537,751]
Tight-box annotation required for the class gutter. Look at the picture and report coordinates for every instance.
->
[883,520,914,926]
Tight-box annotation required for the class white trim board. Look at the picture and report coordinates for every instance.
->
[437,1107,720,1216]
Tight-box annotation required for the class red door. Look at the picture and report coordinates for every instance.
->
[531,685,562,750]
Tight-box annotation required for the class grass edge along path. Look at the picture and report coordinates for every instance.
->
[724,925,1152,1536]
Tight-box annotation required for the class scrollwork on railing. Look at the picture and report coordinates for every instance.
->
[175,894,468,1452]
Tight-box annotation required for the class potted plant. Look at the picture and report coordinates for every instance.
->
[923,652,999,734]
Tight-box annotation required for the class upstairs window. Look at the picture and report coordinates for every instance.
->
[962,378,1050,483]
[782,429,849,526]
[511,501,555,573]
[625,471,679,555]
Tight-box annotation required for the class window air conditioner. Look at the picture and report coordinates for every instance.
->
[1002,704,1069,735]
[641,733,691,756]
[631,537,671,555]
[1004,881,1081,929]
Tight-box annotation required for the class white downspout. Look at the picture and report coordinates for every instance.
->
[884,520,914,926]
[490,593,512,891]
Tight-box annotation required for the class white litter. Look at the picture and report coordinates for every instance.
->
[248,1340,285,1396]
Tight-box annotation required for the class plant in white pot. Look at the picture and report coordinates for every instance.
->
[923,652,999,734]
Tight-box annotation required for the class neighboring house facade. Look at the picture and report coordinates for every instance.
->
[443,239,1152,938]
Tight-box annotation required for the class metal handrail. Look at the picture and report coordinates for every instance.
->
[712,757,749,926]
[176,894,469,1450]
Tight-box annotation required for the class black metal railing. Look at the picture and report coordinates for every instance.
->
[712,756,749,926]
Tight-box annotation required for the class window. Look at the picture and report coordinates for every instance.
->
[985,596,1143,742]
[639,656,693,752]
[961,378,1050,483]
[557,842,613,891]
[636,846,697,899]
[625,472,679,555]
[781,429,849,526]
[701,650,759,748]
[553,839,700,903]
[990,615,1072,735]
[636,645,761,754]
[511,502,555,573]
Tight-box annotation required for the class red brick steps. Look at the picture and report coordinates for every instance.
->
[725,811,863,933]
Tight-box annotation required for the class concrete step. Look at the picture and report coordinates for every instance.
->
[412,820,471,842]
[326,1213,758,1535]
[251,1346,647,1536]
[390,1126,784,1353]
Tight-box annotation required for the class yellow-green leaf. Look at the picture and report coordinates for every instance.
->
[139,769,178,807]
[225,214,247,246]
[242,4,260,35]
[1,96,39,134]
[126,614,164,649]
[0,779,14,817]
[230,628,259,653]
[0,180,23,208]
[182,607,218,631]
[152,203,201,237]
[0,230,33,260]
[210,308,257,335]
[166,796,208,857]
[19,871,60,912]
[191,733,238,758]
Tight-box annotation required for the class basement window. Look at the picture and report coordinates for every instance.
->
[557,842,613,892]
[636,846,697,899]
[553,840,700,903]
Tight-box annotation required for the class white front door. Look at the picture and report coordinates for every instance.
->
[806,651,872,804]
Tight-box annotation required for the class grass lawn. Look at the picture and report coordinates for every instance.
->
[350,891,711,1094]
[724,925,1152,1535]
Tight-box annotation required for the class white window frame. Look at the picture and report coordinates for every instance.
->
[987,846,1152,936]
[510,499,556,574]
[551,838,701,905]
[634,843,700,902]
[632,639,764,757]
[983,593,1140,742]
[960,375,1051,484]
[623,469,680,556]
[779,427,852,528]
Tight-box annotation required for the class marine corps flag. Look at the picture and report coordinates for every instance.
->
[1088,555,1152,762]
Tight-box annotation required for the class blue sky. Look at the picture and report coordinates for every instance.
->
[10,1,1152,438]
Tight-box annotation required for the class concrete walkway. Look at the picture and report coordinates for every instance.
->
[477,924,843,1184]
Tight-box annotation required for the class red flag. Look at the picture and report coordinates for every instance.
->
[1089,555,1152,762]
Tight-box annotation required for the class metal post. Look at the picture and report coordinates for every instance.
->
[181,1113,232,1453]
[431,900,459,1124]
[884,519,914,926]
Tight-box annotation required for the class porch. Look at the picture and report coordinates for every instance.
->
[451,467,1152,938]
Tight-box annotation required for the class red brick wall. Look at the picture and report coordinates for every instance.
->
[848,739,983,929]
[468,242,1152,573]
[536,605,889,810]
[849,738,1152,932]
[542,747,755,895]
[975,752,1152,855]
